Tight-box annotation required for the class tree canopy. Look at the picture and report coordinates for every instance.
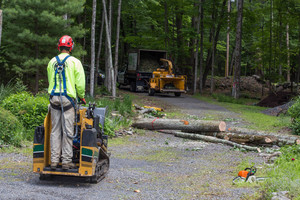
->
[0,0,300,97]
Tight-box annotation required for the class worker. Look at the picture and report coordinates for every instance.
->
[47,35,86,170]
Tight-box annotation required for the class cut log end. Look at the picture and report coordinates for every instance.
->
[296,139,300,145]
[219,121,226,132]
[265,137,272,143]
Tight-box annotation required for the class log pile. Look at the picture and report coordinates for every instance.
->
[132,118,300,151]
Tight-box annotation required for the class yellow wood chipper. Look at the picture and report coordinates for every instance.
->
[148,58,187,97]
[33,103,109,183]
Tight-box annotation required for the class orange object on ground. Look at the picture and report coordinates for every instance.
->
[238,170,249,178]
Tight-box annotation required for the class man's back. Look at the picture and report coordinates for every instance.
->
[47,53,85,99]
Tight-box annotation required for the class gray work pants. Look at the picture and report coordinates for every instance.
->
[50,96,75,164]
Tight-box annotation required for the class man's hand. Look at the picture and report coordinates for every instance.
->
[80,98,86,104]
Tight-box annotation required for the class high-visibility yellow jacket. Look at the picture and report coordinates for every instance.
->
[47,53,85,99]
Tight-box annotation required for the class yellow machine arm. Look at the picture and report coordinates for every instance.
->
[159,58,173,75]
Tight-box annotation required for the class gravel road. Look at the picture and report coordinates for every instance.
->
[0,93,264,200]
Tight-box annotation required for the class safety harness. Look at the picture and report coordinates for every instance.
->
[50,55,75,111]
[50,55,78,139]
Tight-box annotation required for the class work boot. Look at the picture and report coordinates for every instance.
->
[50,162,58,169]
[62,162,76,170]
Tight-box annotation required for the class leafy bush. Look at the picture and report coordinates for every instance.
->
[102,117,131,137]
[0,107,24,146]
[95,95,133,117]
[262,145,300,199]
[288,97,300,135]
[88,95,133,137]
[1,92,49,132]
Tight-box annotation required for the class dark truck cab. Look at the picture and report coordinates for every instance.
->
[117,49,167,92]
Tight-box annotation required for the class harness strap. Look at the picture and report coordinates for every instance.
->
[50,102,73,112]
[50,55,75,108]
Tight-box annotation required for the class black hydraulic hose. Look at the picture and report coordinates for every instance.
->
[58,71,78,139]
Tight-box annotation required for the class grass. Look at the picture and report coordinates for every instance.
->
[85,90,135,136]
[193,93,291,132]
[0,141,33,156]
[109,136,132,147]
[258,145,300,199]
[0,79,27,102]
[134,148,180,163]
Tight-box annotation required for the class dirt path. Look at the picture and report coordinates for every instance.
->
[0,92,263,200]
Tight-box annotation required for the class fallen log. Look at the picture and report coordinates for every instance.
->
[174,131,259,152]
[192,131,277,146]
[132,118,226,132]
[229,127,300,146]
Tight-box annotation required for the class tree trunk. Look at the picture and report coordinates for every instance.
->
[191,14,196,93]
[0,10,2,47]
[175,3,183,65]
[232,0,244,99]
[193,0,201,94]
[104,0,112,91]
[210,0,217,94]
[199,0,204,94]
[114,0,122,83]
[164,0,169,48]
[96,11,105,86]
[225,0,230,77]
[287,23,290,82]
[195,131,276,145]
[297,21,300,93]
[102,0,116,97]
[229,46,235,76]
[90,0,97,97]
[132,119,226,132]
[202,0,227,88]
[174,132,259,151]
[229,127,300,146]
[269,0,273,76]
[82,12,87,64]
[278,19,282,76]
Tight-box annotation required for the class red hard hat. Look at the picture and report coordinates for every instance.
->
[57,35,74,51]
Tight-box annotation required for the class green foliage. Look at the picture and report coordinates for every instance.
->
[87,95,134,137]
[103,117,132,137]
[211,93,257,105]
[262,145,300,199]
[2,0,86,82]
[194,94,290,132]
[0,107,24,146]
[96,95,133,118]
[0,79,27,102]
[288,97,300,135]
[1,92,48,134]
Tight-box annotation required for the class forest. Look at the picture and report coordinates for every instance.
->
[1,1,300,198]
[0,0,300,97]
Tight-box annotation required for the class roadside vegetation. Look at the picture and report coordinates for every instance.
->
[261,145,300,199]
[1,80,300,199]
[194,92,300,199]
[194,93,291,133]
[0,81,134,147]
